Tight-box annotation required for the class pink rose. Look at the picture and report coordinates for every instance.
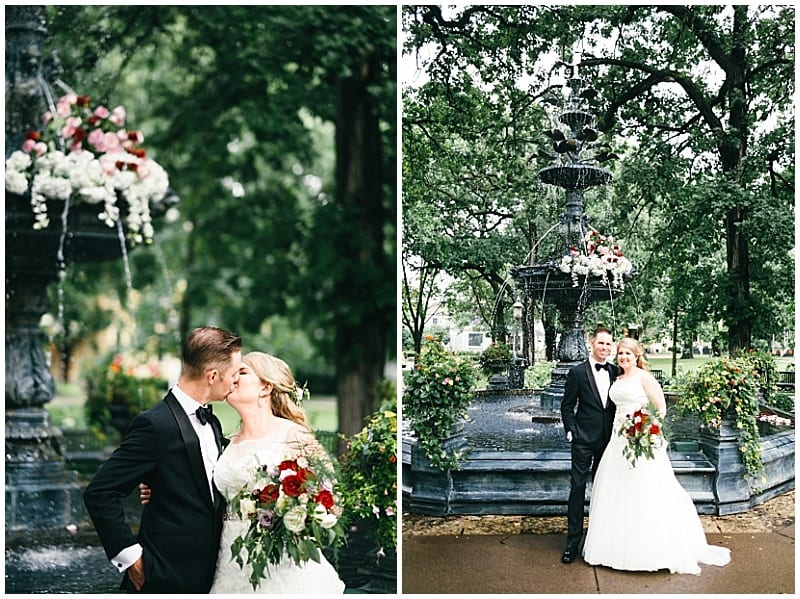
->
[109,105,126,127]
[88,128,106,151]
[93,105,110,119]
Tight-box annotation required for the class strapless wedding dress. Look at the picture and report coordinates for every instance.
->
[210,419,345,594]
[582,376,731,574]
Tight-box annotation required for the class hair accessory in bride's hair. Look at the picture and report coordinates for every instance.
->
[295,382,310,405]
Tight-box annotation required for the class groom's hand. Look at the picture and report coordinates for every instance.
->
[127,557,145,591]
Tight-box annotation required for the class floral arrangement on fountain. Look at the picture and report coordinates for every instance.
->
[5,91,169,245]
[557,229,633,290]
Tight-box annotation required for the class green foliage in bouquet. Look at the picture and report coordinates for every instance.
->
[403,336,476,471]
[339,380,397,552]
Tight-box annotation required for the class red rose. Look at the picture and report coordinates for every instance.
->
[314,489,335,509]
[76,95,92,107]
[626,426,636,437]
[25,131,40,141]
[649,424,660,435]
[258,483,280,505]
[281,474,304,497]
[279,459,299,472]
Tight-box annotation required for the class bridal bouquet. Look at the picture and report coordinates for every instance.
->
[229,447,347,590]
[618,401,668,467]
[5,90,168,245]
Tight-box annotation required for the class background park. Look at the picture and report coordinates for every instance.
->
[400,5,794,594]
[6,5,396,593]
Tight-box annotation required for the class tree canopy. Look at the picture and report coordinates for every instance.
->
[402,5,794,358]
[34,5,396,437]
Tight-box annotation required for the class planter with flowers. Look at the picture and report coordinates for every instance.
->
[85,353,168,436]
[403,336,477,472]
[6,93,169,253]
[337,384,397,593]
[557,229,634,290]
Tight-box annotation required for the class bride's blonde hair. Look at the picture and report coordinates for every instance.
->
[243,351,310,429]
[617,337,650,370]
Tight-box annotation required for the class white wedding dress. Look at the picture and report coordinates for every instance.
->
[210,419,345,594]
[582,376,731,574]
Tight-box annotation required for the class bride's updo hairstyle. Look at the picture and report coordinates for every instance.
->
[617,337,650,371]
[243,352,310,429]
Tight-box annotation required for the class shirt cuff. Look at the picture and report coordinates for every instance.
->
[111,543,143,572]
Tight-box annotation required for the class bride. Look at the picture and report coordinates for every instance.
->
[581,337,731,574]
[141,351,345,594]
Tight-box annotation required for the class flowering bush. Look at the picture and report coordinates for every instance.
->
[5,91,168,245]
[85,353,167,433]
[479,341,512,376]
[229,447,347,590]
[403,336,476,471]
[339,385,397,553]
[618,401,669,467]
[676,357,764,488]
[557,229,633,290]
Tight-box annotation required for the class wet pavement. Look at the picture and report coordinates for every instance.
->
[402,490,795,594]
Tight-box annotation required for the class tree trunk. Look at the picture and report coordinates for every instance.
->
[333,51,389,444]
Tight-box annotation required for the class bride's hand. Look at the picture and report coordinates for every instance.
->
[139,482,152,505]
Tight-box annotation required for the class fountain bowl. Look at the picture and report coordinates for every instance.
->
[539,164,611,189]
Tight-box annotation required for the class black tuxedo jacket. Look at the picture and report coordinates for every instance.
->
[561,361,618,448]
[84,392,226,593]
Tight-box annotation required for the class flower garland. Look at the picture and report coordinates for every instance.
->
[557,229,633,290]
[5,92,168,245]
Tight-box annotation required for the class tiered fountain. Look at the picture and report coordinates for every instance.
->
[403,68,638,516]
[5,6,172,532]
[510,72,629,408]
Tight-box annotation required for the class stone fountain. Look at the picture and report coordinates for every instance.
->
[4,6,173,532]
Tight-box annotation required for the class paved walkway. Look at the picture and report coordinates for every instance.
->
[402,492,795,594]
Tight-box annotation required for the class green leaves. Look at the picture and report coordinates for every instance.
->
[403,337,477,471]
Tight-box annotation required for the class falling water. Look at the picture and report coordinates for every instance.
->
[115,218,136,330]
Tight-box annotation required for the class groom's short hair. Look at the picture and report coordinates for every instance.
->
[591,325,613,338]
[181,326,242,379]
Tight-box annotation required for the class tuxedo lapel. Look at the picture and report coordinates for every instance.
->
[583,361,604,406]
[165,393,215,510]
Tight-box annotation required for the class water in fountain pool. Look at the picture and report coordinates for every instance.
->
[5,540,121,593]
[462,391,569,451]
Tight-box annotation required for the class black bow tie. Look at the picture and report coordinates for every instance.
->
[594,362,610,372]
[195,405,213,425]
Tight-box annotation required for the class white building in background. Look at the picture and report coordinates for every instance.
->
[429,310,547,358]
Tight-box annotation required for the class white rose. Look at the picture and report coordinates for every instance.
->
[239,497,256,519]
[283,506,307,533]
[6,150,32,171]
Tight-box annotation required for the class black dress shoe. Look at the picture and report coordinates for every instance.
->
[561,547,577,564]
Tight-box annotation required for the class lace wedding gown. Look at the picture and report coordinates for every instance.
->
[582,376,731,574]
[210,419,345,594]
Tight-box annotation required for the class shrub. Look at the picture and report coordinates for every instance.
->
[403,336,476,471]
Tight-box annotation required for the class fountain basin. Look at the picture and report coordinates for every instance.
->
[510,263,627,304]
[538,164,611,189]
[403,390,795,516]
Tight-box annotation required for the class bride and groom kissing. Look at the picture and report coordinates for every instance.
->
[560,326,731,574]
[84,326,344,593]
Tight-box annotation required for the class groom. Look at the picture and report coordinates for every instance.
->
[84,326,242,593]
[559,325,617,564]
